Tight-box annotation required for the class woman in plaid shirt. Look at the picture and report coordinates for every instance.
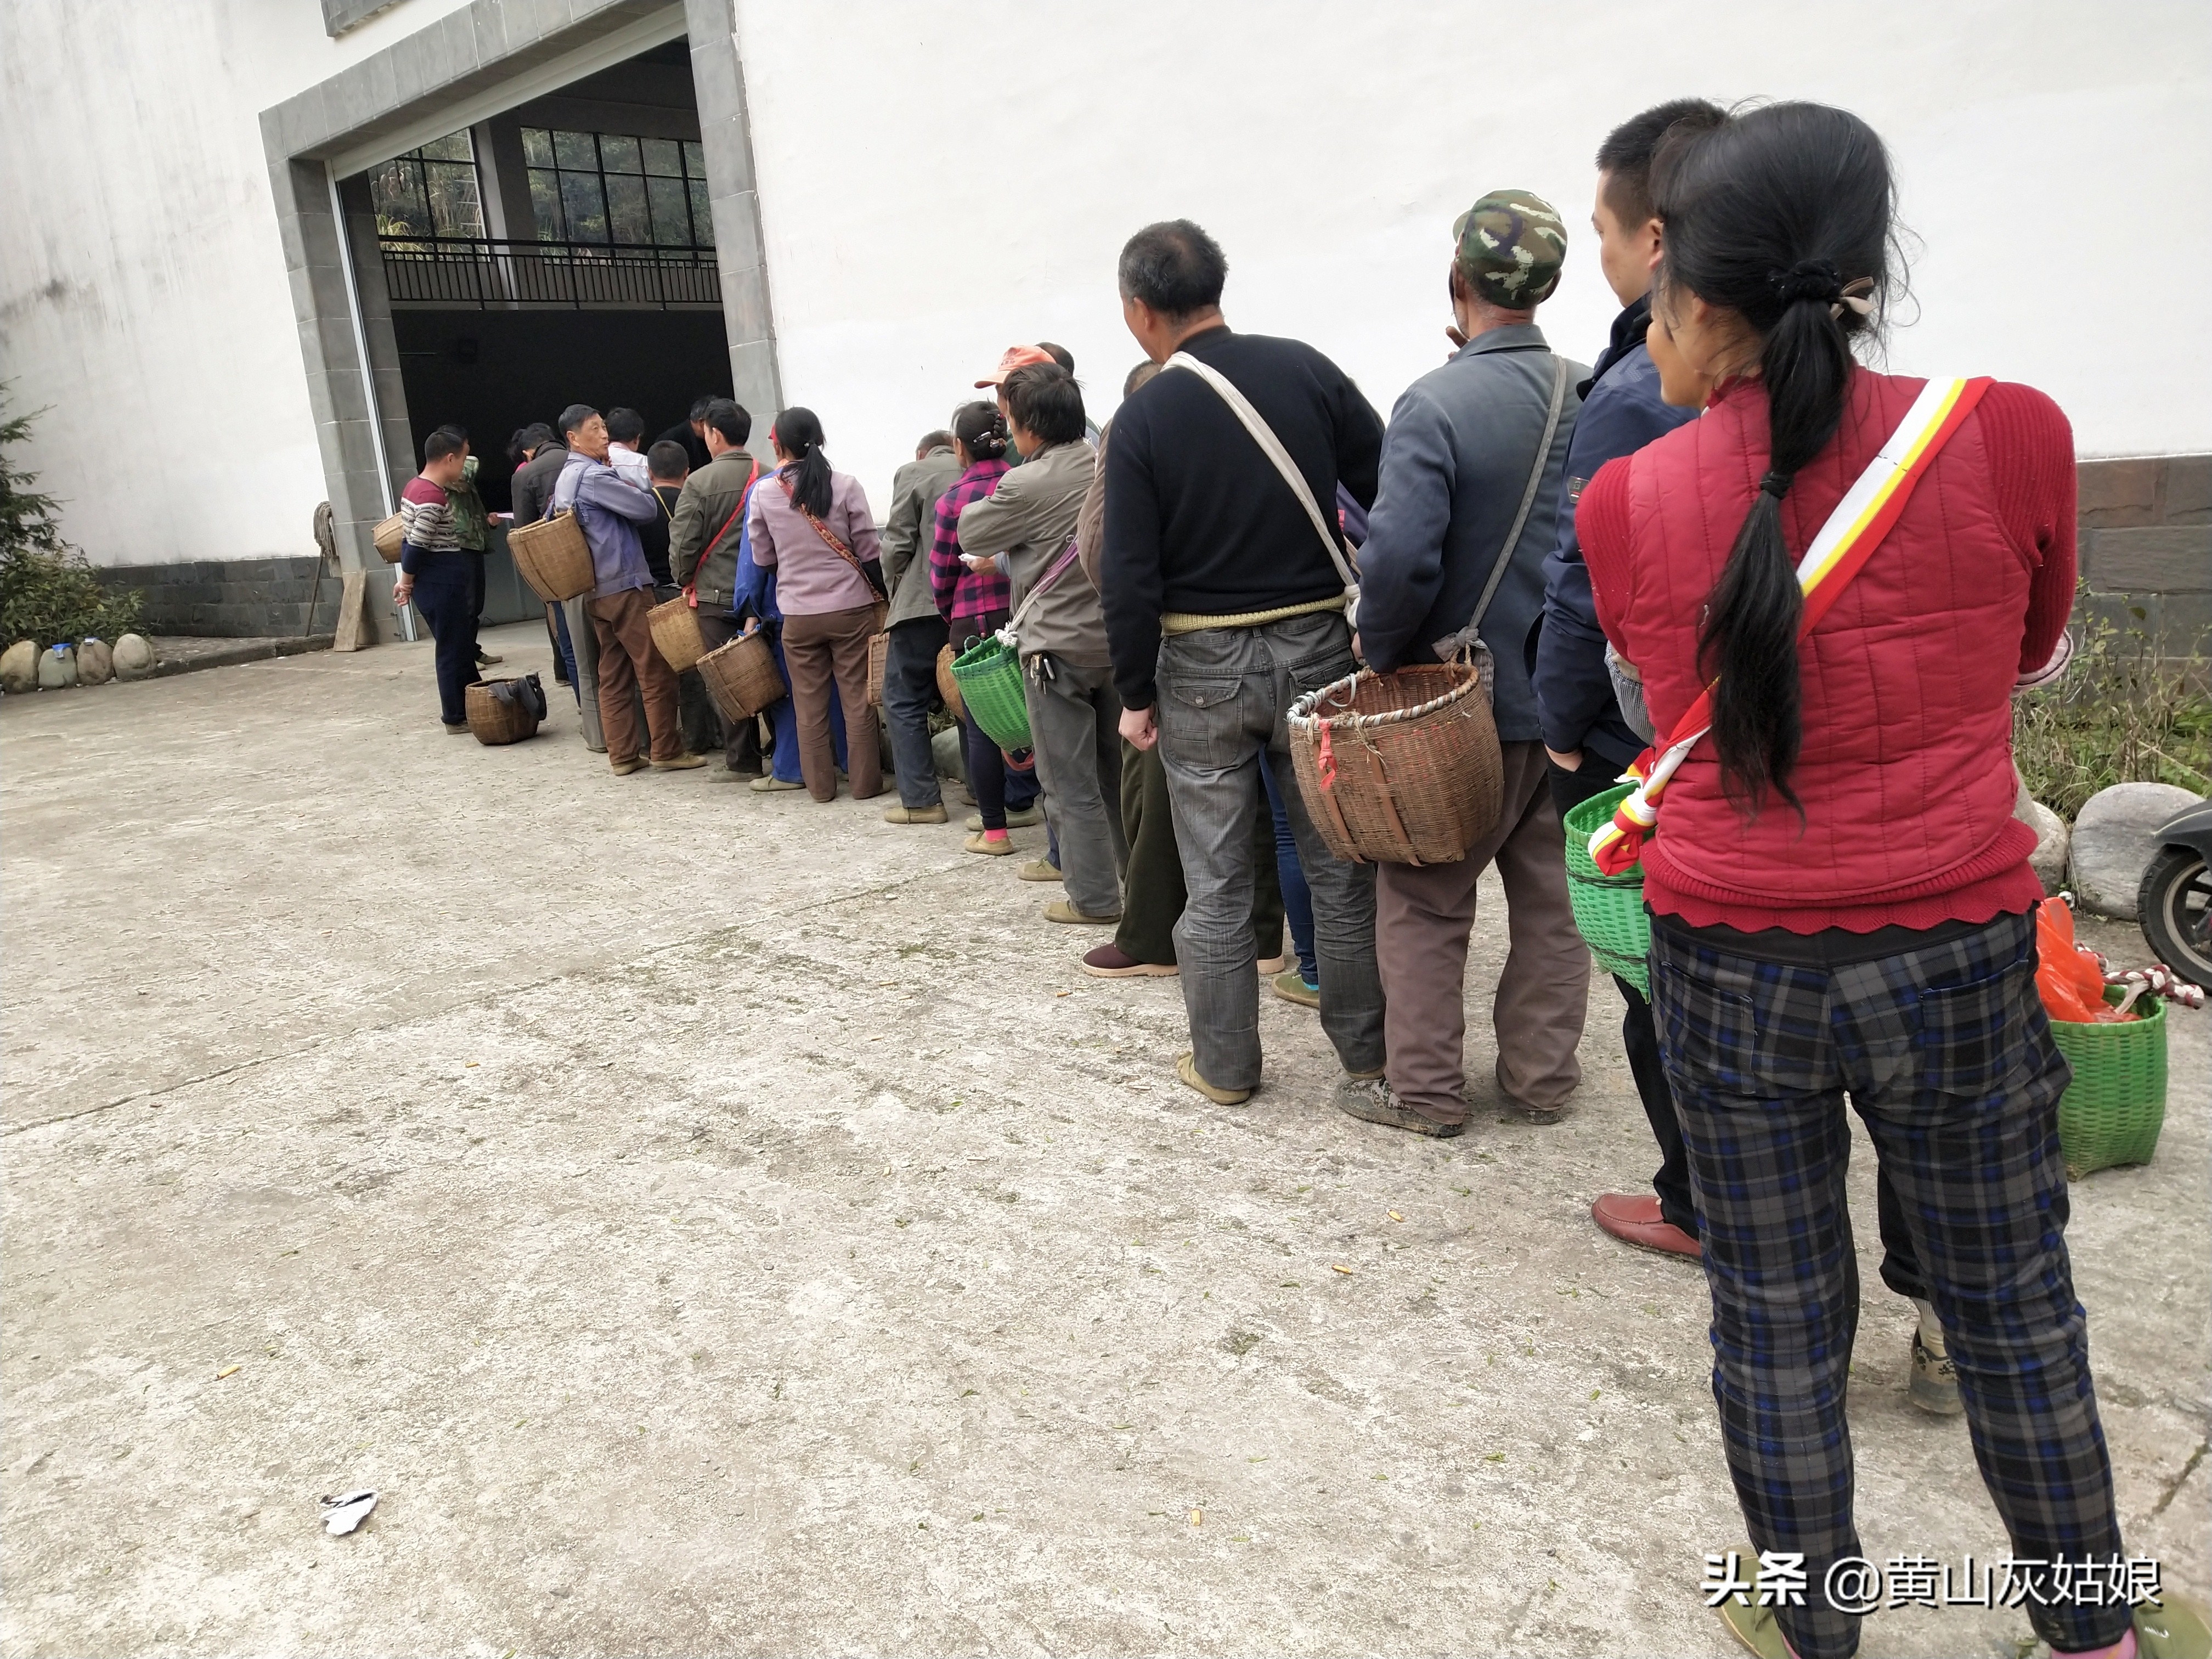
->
[930,402,1024,853]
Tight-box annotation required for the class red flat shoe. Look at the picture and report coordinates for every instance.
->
[1591,1193,1702,1260]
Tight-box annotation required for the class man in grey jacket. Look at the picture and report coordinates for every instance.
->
[877,429,964,822]
[668,398,761,775]
[1341,191,1590,1137]
[958,364,1126,921]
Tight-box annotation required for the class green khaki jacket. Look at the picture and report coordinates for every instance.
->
[668,448,761,613]
[882,444,963,628]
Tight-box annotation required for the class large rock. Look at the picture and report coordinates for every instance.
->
[76,638,115,685]
[2069,781,2201,919]
[112,633,156,680]
[0,639,37,693]
[2022,799,2070,895]
[36,644,76,689]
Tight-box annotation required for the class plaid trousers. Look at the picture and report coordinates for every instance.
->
[1649,910,2129,1659]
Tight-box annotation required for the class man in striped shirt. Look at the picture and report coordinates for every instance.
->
[391,430,479,731]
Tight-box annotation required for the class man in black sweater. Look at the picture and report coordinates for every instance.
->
[1101,219,1386,1106]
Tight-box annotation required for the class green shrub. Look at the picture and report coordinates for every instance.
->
[0,394,143,650]
[2014,607,2210,819]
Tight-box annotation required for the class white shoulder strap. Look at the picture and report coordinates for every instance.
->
[1165,351,1358,598]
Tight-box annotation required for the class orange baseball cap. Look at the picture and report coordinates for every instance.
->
[974,345,1055,388]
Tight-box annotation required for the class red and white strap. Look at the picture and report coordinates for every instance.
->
[1588,376,1993,876]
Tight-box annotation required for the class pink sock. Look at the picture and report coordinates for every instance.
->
[2053,1629,2136,1659]
[984,828,1008,843]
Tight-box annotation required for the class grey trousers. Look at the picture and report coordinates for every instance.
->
[1024,655,1127,917]
[1154,609,1384,1090]
[558,594,606,752]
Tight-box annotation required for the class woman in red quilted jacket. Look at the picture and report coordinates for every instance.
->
[1579,104,2190,1659]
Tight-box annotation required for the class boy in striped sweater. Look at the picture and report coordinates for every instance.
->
[392,431,479,731]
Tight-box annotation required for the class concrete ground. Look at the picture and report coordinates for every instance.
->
[3,621,2205,1657]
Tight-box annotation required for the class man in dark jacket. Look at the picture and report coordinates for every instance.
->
[667,399,760,775]
[1533,101,1720,1260]
[1102,218,1385,1108]
[656,396,718,475]
[510,425,597,733]
[1345,190,1588,1138]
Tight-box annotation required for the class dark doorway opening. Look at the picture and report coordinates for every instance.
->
[341,36,732,619]
[390,311,732,514]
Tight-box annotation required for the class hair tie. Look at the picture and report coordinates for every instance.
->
[1768,258,1842,306]
[1759,470,1793,499]
[1831,276,1876,320]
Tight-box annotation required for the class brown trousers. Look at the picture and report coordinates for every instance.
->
[586,586,681,765]
[780,605,882,802]
[1375,740,1590,1122]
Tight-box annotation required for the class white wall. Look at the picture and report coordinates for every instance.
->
[732,0,2212,516]
[2,0,2207,568]
[0,0,470,567]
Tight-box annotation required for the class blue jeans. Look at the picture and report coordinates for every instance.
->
[1154,609,1383,1088]
[549,603,579,703]
[1258,750,1316,983]
[884,616,947,808]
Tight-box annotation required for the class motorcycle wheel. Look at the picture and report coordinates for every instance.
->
[2138,845,2212,984]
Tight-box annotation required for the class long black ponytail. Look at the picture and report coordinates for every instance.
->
[772,405,834,518]
[1651,102,1898,811]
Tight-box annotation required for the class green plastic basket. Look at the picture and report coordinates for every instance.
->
[949,635,1032,751]
[1562,782,1651,995]
[2049,986,2168,1178]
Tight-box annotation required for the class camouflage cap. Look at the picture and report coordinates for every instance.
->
[1452,190,1568,309]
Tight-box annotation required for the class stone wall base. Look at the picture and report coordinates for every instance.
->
[101,557,338,639]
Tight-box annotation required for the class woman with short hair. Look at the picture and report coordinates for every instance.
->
[1582,101,2195,1659]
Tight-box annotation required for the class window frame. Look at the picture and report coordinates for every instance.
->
[519,126,715,248]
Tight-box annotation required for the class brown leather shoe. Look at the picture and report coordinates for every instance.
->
[1080,943,1177,979]
[1591,1193,1701,1260]
[650,752,708,770]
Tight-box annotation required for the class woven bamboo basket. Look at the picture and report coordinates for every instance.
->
[1286,663,1503,865]
[372,512,405,563]
[950,635,1031,750]
[465,677,541,746]
[867,629,889,708]
[507,512,594,602]
[1561,782,1651,994]
[647,595,707,673]
[935,644,964,722]
[698,628,786,721]
[2050,987,2168,1178]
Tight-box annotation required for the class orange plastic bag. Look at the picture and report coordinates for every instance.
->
[2035,898,2136,1023]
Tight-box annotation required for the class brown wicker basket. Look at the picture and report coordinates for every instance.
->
[867,629,889,708]
[698,628,786,720]
[1287,663,1503,865]
[935,642,964,722]
[372,511,405,563]
[507,512,594,602]
[465,677,542,746]
[647,595,706,672]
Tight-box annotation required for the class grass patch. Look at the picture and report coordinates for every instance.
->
[2013,612,2209,819]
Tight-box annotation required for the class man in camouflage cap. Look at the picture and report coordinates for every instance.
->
[1452,189,1568,309]
[1333,186,1589,1140]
